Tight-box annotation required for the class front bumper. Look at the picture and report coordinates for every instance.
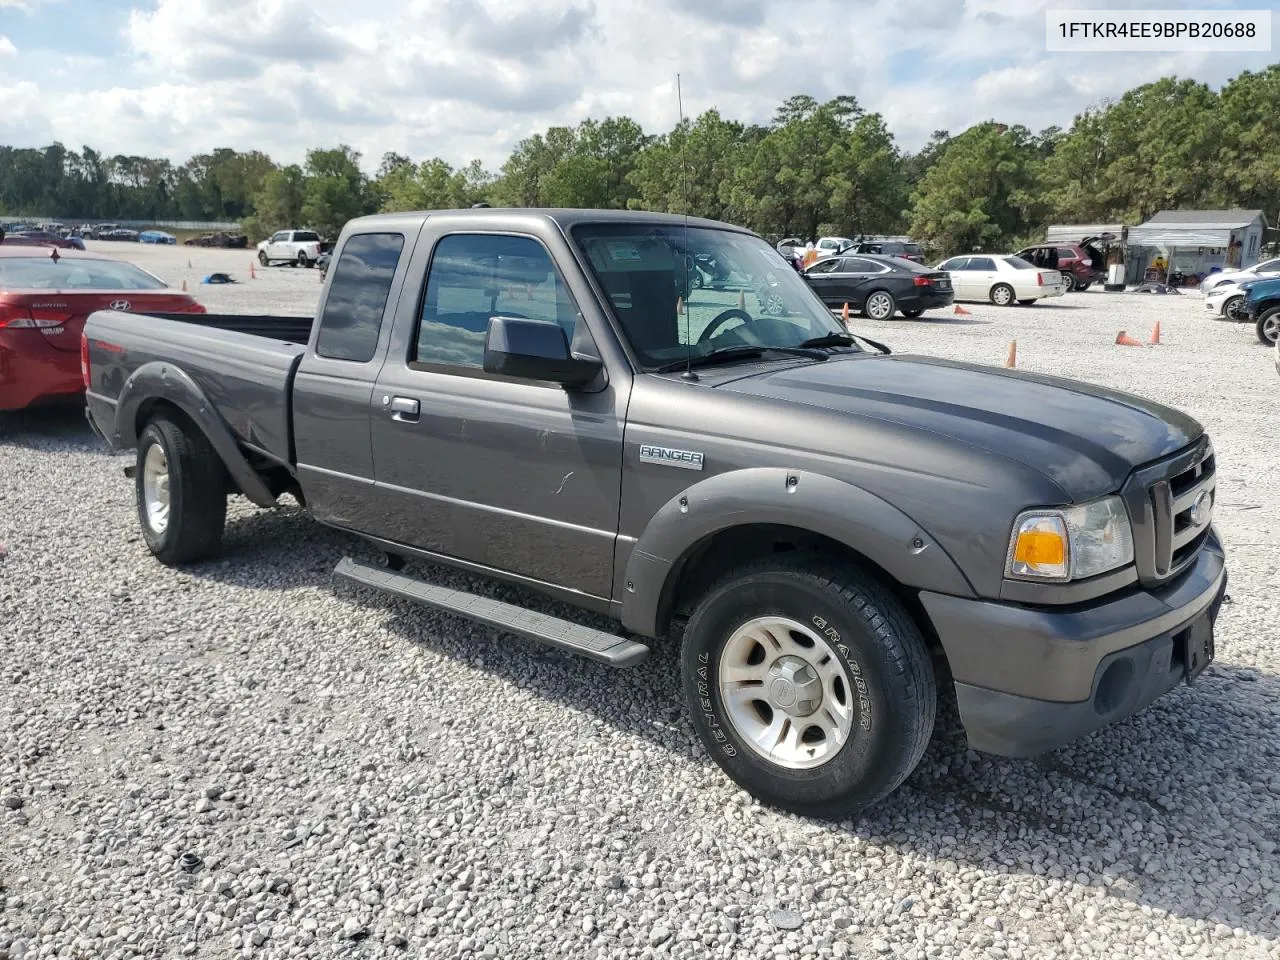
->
[919,532,1226,757]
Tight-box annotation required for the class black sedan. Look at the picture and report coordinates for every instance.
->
[802,254,953,320]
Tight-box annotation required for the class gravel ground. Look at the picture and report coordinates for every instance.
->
[2,243,1279,960]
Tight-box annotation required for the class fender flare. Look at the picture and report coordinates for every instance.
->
[620,467,975,637]
[116,361,278,508]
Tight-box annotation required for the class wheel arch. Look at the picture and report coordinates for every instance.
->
[619,467,975,640]
[119,362,277,507]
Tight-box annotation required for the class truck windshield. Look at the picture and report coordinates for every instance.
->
[0,257,167,290]
[571,224,848,368]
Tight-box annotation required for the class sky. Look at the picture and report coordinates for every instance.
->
[0,0,1275,173]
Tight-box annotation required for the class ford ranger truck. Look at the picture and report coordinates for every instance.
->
[82,209,1227,817]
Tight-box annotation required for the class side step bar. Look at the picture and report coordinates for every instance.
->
[333,557,650,668]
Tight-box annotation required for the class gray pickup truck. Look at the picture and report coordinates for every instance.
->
[83,209,1226,817]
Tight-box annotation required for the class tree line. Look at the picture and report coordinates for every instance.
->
[1,66,1275,257]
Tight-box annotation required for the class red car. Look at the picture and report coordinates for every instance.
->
[0,247,205,411]
[2,230,85,250]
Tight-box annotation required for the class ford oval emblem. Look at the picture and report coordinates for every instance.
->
[1189,489,1212,527]
[110,299,131,311]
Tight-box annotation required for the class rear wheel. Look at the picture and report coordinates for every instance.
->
[1076,281,1091,292]
[902,308,924,318]
[1062,273,1077,292]
[257,250,268,266]
[136,416,227,565]
[298,252,312,268]
[1257,307,1280,345]
[1017,299,1037,306]
[863,290,896,321]
[990,283,1015,306]
[680,558,936,818]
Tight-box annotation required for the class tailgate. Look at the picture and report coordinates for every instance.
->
[85,310,306,462]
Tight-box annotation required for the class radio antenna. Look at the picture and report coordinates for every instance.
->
[676,73,697,382]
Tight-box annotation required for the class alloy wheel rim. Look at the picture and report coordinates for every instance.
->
[142,443,171,534]
[717,616,856,770]
[1265,315,1280,342]
[868,294,892,319]
[994,286,1012,305]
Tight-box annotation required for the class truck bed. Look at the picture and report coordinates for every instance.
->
[84,310,312,466]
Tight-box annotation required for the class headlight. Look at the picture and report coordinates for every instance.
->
[1006,496,1134,582]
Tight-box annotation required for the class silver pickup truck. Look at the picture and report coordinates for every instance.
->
[83,209,1226,817]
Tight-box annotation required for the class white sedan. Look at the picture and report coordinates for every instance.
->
[934,254,1067,306]
[1203,281,1249,321]
[1200,257,1280,294]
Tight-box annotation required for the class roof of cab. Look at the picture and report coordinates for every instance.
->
[343,207,755,235]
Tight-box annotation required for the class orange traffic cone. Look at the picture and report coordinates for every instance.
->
[955,304,971,316]
[1115,330,1144,346]
[1148,320,1162,345]
[1005,341,1017,368]
[249,261,256,279]
[841,303,851,325]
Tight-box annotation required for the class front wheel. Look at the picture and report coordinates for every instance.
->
[135,416,227,565]
[863,290,896,321]
[902,308,924,318]
[1257,307,1280,345]
[1017,298,1037,306]
[1224,296,1246,322]
[681,559,936,818]
[257,250,269,266]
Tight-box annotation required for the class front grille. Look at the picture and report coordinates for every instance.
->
[1121,437,1215,586]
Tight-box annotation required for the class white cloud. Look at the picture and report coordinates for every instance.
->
[3,0,1273,171]
[0,36,16,58]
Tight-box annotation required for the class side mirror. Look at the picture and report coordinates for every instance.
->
[483,316,602,388]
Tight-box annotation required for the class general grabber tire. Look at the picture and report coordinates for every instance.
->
[681,558,936,818]
[136,416,228,565]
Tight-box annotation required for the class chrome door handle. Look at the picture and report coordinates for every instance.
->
[389,396,420,422]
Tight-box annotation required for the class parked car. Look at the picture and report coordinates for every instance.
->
[1200,256,1280,294]
[1203,281,1250,321]
[5,228,85,250]
[83,208,1225,817]
[1015,240,1108,292]
[0,247,204,411]
[102,229,140,242]
[1241,276,1280,345]
[184,231,248,249]
[935,254,1066,305]
[814,236,853,258]
[139,230,177,245]
[775,237,805,262]
[257,229,324,267]
[803,253,953,319]
[847,240,926,264]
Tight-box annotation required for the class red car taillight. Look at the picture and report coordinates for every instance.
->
[0,304,61,328]
[913,276,933,287]
[81,333,91,389]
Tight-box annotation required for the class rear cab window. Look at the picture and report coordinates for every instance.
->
[315,233,405,362]
[413,234,582,371]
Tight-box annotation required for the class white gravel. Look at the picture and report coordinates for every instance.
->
[2,243,1279,960]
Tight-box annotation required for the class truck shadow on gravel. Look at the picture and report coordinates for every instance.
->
[195,508,1280,941]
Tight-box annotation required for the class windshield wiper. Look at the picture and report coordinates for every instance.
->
[798,331,892,355]
[654,344,828,373]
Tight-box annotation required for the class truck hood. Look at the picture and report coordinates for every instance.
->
[714,354,1202,501]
